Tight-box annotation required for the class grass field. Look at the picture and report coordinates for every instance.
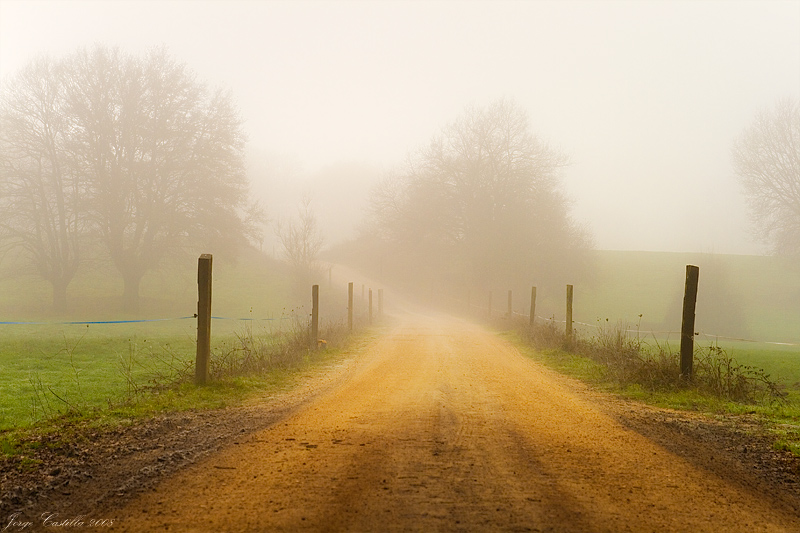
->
[0,324,193,429]
[0,247,335,430]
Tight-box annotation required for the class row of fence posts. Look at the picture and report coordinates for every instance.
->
[481,264,700,381]
[194,254,384,385]
[484,284,572,335]
[195,254,699,384]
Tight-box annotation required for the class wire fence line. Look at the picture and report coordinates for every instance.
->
[0,315,295,326]
[464,297,800,348]
[3,283,797,346]
[0,256,383,427]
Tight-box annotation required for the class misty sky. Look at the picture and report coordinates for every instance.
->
[1,0,799,254]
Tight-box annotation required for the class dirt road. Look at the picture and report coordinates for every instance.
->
[109,313,799,532]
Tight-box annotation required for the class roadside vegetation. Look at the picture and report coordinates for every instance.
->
[519,317,786,403]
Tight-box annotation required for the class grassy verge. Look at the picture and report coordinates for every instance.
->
[0,372,289,461]
[0,318,377,459]
[499,318,800,457]
[0,322,196,429]
[0,319,313,429]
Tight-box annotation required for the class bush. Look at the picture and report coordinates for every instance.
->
[208,316,350,380]
[118,311,354,393]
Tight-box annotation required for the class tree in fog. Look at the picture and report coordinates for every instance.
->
[733,98,800,254]
[66,46,253,310]
[1,46,259,311]
[276,196,325,293]
[368,99,591,292]
[0,57,83,312]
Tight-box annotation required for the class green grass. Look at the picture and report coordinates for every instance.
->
[706,343,800,387]
[0,336,361,458]
[0,245,329,431]
[0,321,308,430]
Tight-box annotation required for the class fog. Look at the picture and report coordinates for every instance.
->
[1,0,799,254]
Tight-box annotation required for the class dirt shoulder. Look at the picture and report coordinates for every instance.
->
[2,313,800,531]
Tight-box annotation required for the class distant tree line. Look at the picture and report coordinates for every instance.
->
[0,45,261,312]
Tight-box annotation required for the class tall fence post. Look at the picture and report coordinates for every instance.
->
[195,254,212,385]
[566,284,574,342]
[507,290,513,318]
[348,282,354,332]
[681,265,700,380]
[311,284,319,350]
[530,286,537,327]
[369,289,373,325]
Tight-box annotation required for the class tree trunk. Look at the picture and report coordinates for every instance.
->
[121,271,143,313]
[52,279,68,314]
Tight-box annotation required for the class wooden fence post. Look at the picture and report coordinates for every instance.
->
[348,282,354,332]
[530,286,537,327]
[680,265,700,380]
[311,284,319,350]
[195,254,212,385]
[369,289,373,325]
[566,284,574,342]
[507,290,513,318]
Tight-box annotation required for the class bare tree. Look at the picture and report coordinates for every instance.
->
[0,57,83,312]
[63,45,255,310]
[733,98,800,254]
[1,46,260,312]
[276,196,325,292]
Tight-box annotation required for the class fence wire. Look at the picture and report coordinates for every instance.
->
[461,299,800,348]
